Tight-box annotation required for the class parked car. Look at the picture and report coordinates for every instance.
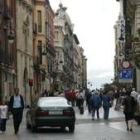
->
[26,97,76,132]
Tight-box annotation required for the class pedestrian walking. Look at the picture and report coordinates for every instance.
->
[70,89,76,107]
[122,91,136,132]
[131,88,138,101]
[102,91,111,120]
[0,100,8,134]
[90,91,101,120]
[86,90,92,113]
[76,89,84,109]
[9,88,24,134]
[114,90,121,110]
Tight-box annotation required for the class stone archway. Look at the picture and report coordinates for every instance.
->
[23,67,28,106]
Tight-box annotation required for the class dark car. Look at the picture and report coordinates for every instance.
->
[26,97,76,132]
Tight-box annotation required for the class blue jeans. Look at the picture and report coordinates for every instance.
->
[103,106,110,120]
[0,119,7,132]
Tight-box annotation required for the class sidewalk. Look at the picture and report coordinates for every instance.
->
[74,104,124,121]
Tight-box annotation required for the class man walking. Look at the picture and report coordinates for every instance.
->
[102,91,111,120]
[91,91,101,120]
[9,88,24,134]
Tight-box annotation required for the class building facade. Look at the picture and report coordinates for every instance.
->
[16,0,33,106]
[0,1,88,104]
[114,13,125,82]
[83,55,87,89]
[45,0,55,92]
[33,0,47,97]
[115,0,140,91]
[54,12,65,90]
[73,34,80,89]
[55,4,74,90]
[53,3,87,90]
[0,0,16,102]
[77,46,84,89]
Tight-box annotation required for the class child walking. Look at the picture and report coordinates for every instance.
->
[0,100,8,134]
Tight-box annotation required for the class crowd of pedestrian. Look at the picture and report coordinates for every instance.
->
[1,86,140,134]
[85,90,112,121]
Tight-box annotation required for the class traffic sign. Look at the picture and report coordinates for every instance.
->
[118,69,133,83]
[121,61,131,69]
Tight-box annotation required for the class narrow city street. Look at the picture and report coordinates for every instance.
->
[1,0,140,140]
[1,106,140,140]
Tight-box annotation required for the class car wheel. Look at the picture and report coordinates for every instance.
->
[69,124,75,133]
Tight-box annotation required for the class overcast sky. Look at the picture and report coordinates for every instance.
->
[50,0,120,89]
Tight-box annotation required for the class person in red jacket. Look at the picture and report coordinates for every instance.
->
[70,89,76,107]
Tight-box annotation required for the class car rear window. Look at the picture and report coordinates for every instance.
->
[38,97,69,107]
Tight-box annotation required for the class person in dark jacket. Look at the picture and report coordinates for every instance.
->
[90,91,101,120]
[86,90,92,113]
[102,91,111,120]
[122,91,136,132]
[9,88,24,134]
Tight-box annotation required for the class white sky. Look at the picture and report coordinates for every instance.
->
[50,0,120,89]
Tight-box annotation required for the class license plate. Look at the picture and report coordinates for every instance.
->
[49,110,62,115]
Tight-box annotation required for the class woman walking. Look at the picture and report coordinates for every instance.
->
[122,91,136,132]
[0,100,8,134]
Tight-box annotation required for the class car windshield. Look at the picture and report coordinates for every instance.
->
[37,97,69,107]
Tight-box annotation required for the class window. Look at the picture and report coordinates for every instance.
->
[38,10,42,32]
[38,40,42,64]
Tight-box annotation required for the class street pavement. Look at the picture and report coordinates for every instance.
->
[0,104,140,140]
[75,105,124,123]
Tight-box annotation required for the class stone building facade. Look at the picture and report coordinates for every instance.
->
[73,34,80,89]
[0,0,16,102]
[33,0,46,96]
[16,0,33,106]
[83,55,87,89]
[54,3,87,90]
[54,13,65,90]
[45,0,55,92]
